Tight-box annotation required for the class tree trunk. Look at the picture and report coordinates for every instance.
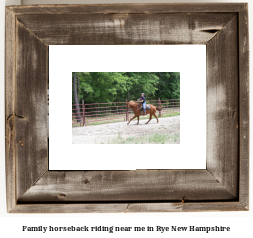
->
[73,72,81,122]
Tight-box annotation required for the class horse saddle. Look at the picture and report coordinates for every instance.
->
[140,104,151,110]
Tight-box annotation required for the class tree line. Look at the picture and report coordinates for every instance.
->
[72,72,180,105]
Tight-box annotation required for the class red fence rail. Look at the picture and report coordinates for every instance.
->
[72,99,180,126]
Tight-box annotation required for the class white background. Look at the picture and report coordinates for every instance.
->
[49,45,206,170]
[0,0,252,237]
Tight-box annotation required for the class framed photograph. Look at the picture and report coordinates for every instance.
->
[5,3,249,213]
[50,45,206,170]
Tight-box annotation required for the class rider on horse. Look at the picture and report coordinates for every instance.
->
[137,93,146,115]
[126,96,161,125]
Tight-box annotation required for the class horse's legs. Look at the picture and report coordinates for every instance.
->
[154,114,159,123]
[145,114,152,124]
[137,116,139,124]
[127,115,137,125]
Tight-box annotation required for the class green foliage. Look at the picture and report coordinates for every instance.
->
[153,72,180,100]
[72,72,180,104]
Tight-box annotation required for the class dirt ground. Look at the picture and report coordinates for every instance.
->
[72,116,180,144]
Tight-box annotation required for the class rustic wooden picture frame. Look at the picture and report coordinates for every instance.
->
[5,3,249,213]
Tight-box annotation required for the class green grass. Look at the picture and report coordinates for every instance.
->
[72,112,180,127]
[162,112,180,118]
[72,123,84,127]
[108,132,180,144]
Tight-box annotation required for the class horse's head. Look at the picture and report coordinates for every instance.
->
[126,100,139,110]
[126,101,132,109]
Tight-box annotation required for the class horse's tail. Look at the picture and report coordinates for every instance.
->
[156,106,162,111]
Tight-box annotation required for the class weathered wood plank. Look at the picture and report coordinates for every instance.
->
[238,4,249,209]
[16,13,236,45]
[10,202,247,213]
[7,3,246,15]
[18,170,236,202]
[126,202,248,213]
[5,7,17,212]
[206,16,239,198]
[15,20,48,200]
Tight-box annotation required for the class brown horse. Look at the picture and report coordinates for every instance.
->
[126,100,161,125]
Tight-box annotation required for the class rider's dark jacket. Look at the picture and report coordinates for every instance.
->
[140,96,145,104]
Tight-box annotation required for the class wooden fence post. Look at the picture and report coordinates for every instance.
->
[95,103,97,120]
[126,99,129,121]
[159,98,162,117]
[82,100,85,126]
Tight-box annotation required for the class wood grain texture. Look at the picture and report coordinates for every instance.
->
[5,7,16,212]
[206,16,239,198]
[238,4,249,209]
[125,202,247,213]
[7,3,246,15]
[16,13,235,45]
[15,20,48,200]
[18,170,236,203]
[10,202,247,213]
